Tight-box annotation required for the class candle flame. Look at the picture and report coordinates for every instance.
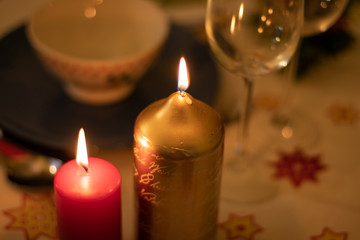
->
[177,57,189,94]
[76,128,89,172]
[239,3,244,20]
[230,15,236,34]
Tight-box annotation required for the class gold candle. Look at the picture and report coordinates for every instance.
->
[133,57,224,240]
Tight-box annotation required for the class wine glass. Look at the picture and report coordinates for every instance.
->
[302,0,349,36]
[270,0,349,147]
[205,0,304,202]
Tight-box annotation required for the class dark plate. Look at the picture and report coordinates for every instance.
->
[0,24,218,152]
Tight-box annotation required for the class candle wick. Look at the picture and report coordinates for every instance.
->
[81,164,89,173]
[179,90,186,97]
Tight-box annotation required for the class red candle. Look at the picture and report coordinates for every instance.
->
[54,129,121,240]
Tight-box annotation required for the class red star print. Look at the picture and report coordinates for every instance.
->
[271,149,326,187]
[311,227,348,240]
[219,214,263,240]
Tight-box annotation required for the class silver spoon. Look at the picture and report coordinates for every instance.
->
[0,129,63,185]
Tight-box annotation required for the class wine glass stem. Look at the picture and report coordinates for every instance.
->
[236,76,253,156]
[284,39,301,109]
[272,39,302,128]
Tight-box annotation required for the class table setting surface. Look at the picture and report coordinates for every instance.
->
[0,0,360,240]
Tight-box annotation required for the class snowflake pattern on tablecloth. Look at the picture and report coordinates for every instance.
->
[219,214,263,240]
[271,148,326,187]
[3,194,57,240]
[327,102,359,125]
[311,227,348,240]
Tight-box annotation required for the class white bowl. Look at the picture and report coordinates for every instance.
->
[27,0,169,105]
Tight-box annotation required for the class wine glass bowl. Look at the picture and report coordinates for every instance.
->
[206,0,303,76]
[302,0,349,36]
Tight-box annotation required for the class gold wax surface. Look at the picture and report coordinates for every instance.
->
[134,92,224,158]
[134,91,225,240]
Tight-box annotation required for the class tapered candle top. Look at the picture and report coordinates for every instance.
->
[134,57,224,158]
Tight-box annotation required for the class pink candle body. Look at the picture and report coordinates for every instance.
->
[54,157,121,240]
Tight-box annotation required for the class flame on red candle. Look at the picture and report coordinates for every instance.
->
[178,57,189,94]
[76,128,89,172]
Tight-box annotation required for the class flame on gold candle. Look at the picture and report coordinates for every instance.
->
[76,128,89,172]
[177,57,189,95]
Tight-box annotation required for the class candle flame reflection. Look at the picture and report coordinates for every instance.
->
[230,15,236,34]
[84,7,96,18]
[238,3,244,20]
[76,128,89,172]
[138,135,151,148]
[177,57,189,94]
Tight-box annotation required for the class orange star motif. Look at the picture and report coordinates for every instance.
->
[4,194,57,240]
[253,92,282,111]
[327,102,359,125]
[311,227,348,240]
[219,214,262,240]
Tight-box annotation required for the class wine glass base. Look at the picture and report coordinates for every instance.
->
[269,108,319,150]
[221,156,278,203]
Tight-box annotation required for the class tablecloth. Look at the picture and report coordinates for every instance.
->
[0,0,360,239]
